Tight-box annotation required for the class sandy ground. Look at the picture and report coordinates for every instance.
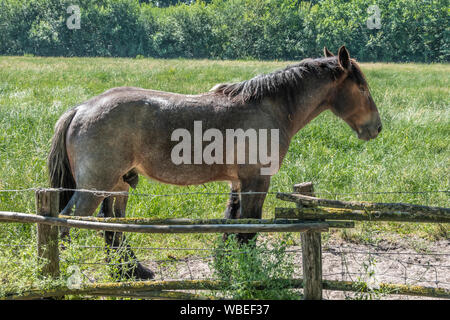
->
[140,238,450,300]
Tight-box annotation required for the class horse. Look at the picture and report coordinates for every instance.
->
[48,46,382,279]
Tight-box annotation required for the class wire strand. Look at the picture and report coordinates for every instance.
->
[0,186,448,197]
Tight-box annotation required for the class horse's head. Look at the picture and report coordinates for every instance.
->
[325,46,382,141]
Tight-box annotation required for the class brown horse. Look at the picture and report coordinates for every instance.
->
[48,46,381,279]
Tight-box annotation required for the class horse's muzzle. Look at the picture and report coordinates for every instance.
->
[357,122,382,141]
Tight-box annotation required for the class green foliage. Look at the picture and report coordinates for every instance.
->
[0,0,447,61]
[210,234,300,299]
[0,238,66,298]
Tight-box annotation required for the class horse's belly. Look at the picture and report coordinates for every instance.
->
[135,162,237,186]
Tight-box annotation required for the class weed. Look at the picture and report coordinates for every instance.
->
[209,234,300,299]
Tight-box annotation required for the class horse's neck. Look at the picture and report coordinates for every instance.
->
[287,79,334,137]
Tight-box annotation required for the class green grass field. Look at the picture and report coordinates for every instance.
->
[0,57,448,294]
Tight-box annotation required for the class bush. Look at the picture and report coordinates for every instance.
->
[0,0,447,61]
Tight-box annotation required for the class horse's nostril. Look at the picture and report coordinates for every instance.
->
[377,125,382,133]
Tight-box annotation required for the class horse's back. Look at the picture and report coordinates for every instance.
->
[63,85,280,188]
[63,87,228,184]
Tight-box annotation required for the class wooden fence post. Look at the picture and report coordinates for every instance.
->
[294,182,322,300]
[35,189,60,278]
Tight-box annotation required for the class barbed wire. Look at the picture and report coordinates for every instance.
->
[5,251,449,283]
[60,254,450,270]
[322,248,450,256]
[59,251,450,287]
[1,242,449,257]
[0,186,449,197]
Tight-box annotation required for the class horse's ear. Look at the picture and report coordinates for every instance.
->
[324,47,334,57]
[338,46,351,70]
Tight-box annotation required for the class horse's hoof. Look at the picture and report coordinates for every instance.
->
[133,262,155,280]
[111,262,155,281]
[236,233,257,245]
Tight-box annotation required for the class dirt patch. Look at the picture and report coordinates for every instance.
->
[140,238,450,300]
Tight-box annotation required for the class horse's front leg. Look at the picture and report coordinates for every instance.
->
[223,181,241,241]
[224,176,270,244]
[224,181,241,220]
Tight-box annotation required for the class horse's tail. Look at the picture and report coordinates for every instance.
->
[47,107,78,212]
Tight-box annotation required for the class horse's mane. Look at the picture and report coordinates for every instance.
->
[211,57,365,102]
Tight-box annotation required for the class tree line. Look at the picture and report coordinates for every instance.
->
[0,0,447,62]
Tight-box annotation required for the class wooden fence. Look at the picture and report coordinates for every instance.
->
[0,183,449,300]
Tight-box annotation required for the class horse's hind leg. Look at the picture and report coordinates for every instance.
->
[98,169,138,218]
[62,191,106,216]
[104,178,155,280]
[59,190,105,240]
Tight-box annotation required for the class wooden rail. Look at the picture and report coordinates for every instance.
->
[58,215,354,228]
[276,192,450,223]
[275,207,450,223]
[277,192,450,216]
[3,279,449,300]
[0,211,339,233]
